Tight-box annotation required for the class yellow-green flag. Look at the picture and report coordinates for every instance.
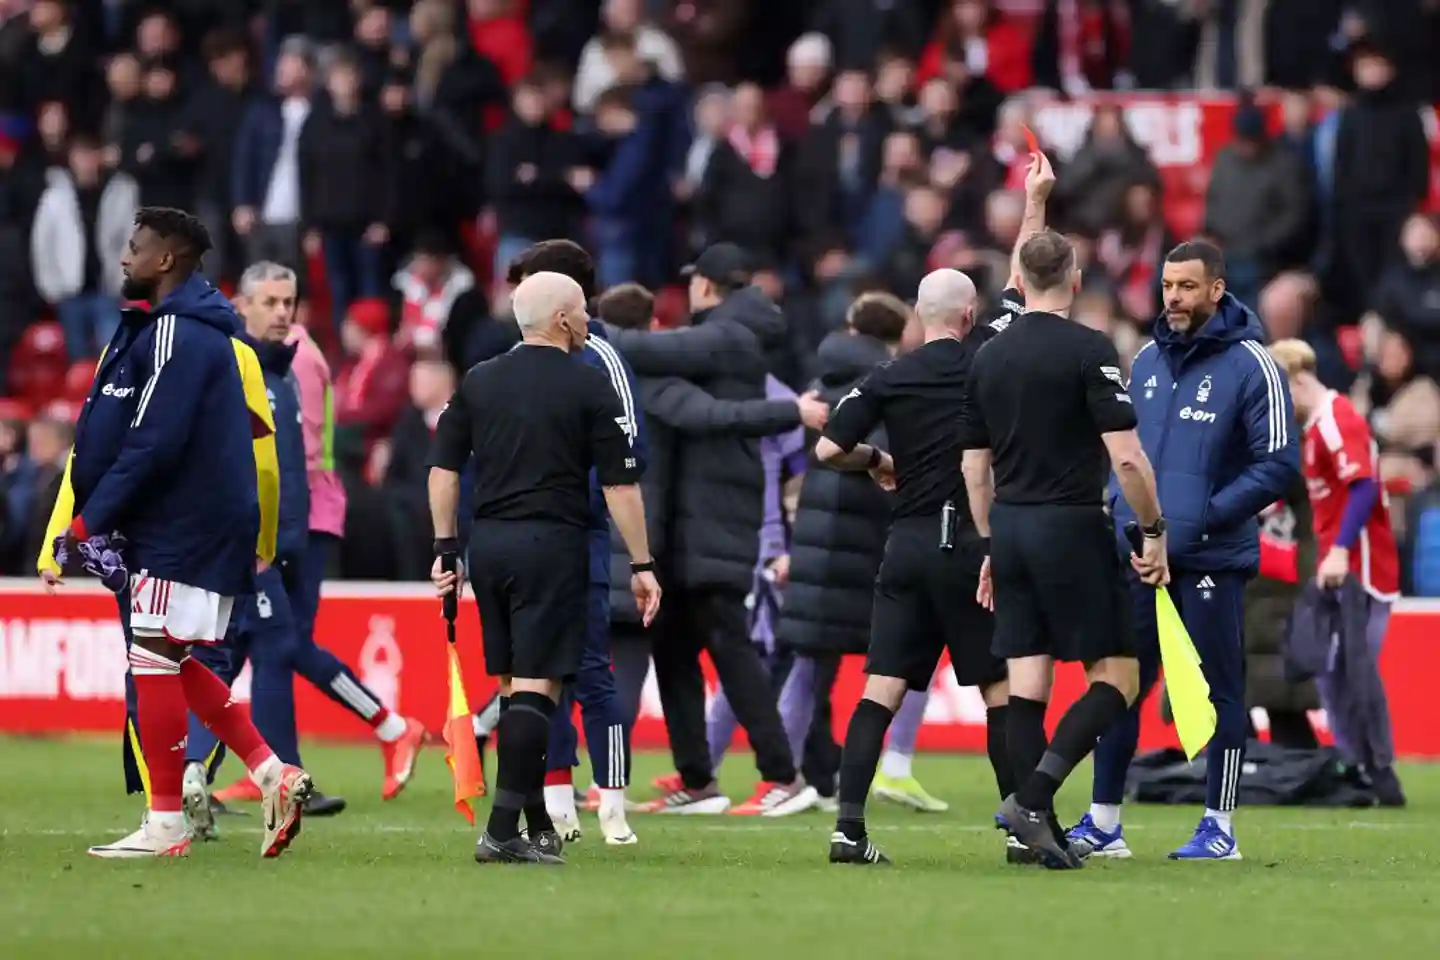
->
[1155,589,1217,760]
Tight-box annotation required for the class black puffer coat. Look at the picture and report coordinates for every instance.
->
[606,287,789,593]
[778,332,893,655]
[608,375,803,622]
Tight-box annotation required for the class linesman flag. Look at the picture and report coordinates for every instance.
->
[443,643,485,822]
[1154,588,1217,760]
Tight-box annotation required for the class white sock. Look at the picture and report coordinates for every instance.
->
[149,810,186,833]
[1089,803,1121,833]
[183,761,206,783]
[1204,808,1233,835]
[598,787,627,819]
[374,713,407,743]
[248,754,283,792]
[545,783,578,821]
[879,749,912,780]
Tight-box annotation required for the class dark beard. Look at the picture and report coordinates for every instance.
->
[120,276,155,302]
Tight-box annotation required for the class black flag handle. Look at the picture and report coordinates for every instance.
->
[1123,521,1144,556]
[440,552,459,643]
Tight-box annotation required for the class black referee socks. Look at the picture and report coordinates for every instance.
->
[985,705,1015,800]
[1017,682,1129,811]
[485,691,555,842]
[836,698,895,840]
[1006,696,1049,803]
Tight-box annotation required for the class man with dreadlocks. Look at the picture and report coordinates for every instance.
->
[51,207,312,859]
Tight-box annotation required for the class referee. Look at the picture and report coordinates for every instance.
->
[428,272,661,865]
[958,231,1166,870]
[816,268,1010,867]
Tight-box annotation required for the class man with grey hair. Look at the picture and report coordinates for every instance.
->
[429,270,660,864]
[189,261,426,832]
[813,263,1012,867]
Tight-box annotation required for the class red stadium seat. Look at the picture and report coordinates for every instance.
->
[65,359,98,400]
[653,286,687,328]
[1336,325,1364,370]
[42,399,80,423]
[9,321,68,405]
[0,397,35,422]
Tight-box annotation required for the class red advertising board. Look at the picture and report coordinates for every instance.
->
[2,580,1439,757]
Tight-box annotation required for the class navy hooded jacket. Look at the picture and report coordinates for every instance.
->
[70,275,261,597]
[1112,293,1300,574]
[250,336,310,562]
[582,320,646,585]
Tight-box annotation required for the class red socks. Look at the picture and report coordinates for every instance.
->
[128,647,188,813]
[179,654,275,771]
[544,768,574,787]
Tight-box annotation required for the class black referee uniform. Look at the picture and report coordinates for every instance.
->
[823,325,1009,866]
[429,343,641,682]
[958,297,1142,869]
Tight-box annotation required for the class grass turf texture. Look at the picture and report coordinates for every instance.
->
[2,738,1438,959]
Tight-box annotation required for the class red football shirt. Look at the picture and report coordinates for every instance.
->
[1302,391,1400,599]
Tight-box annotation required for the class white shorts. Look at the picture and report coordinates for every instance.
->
[129,573,235,644]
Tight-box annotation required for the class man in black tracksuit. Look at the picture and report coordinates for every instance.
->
[604,245,825,814]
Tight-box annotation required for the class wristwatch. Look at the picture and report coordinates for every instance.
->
[1141,518,1167,539]
[631,560,656,573]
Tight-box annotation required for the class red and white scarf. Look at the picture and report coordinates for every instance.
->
[728,124,779,179]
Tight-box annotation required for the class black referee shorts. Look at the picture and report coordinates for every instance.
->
[468,520,588,681]
[867,516,1006,690]
[989,502,1134,664]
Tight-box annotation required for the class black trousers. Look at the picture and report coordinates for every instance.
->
[651,586,797,789]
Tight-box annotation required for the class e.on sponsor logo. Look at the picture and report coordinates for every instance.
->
[0,619,128,699]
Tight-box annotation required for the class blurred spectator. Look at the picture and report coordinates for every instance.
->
[884,181,950,296]
[695,82,789,269]
[391,231,477,361]
[1126,0,1204,90]
[767,32,831,144]
[232,35,315,273]
[574,0,684,113]
[378,70,460,256]
[117,57,196,211]
[665,0,747,86]
[1098,180,1172,324]
[352,4,395,99]
[34,98,70,169]
[19,0,102,131]
[1053,103,1156,237]
[380,358,456,580]
[856,131,925,272]
[811,0,925,72]
[183,30,254,284]
[1369,214,1440,382]
[17,414,70,574]
[30,133,136,360]
[0,415,28,570]
[335,297,409,456]
[916,0,1032,94]
[1263,0,1348,91]
[1259,270,1354,391]
[796,68,891,278]
[1204,99,1309,309]
[133,8,189,83]
[466,0,534,89]
[1351,328,1440,460]
[677,84,730,208]
[487,72,585,277]
[0,115,43,370]
[872,49,917,122]
[101,51,140,154]
[300,49,393,328]
[1323,41,1430,323]
[1032,0,1129,95]
[407,0,504,150]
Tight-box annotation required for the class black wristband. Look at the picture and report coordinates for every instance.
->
[979,536,991,553]
[867,446,883,469]
[631,560,655,573]
[433,537,460,556]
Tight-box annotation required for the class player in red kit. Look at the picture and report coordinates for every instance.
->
[1268,340,1404,805]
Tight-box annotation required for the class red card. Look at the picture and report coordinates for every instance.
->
[1021,123,1040,154]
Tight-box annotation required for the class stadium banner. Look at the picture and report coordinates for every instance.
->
[2,580,1439,757]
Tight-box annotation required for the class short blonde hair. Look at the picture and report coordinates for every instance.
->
[1268,338,1316,377]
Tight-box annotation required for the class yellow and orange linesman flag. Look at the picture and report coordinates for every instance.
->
[1155,589,1217,761]
[443,643,485,822]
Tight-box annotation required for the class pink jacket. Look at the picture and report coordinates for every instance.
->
[288,328,347,537]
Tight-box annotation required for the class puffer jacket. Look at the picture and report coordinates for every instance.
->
[606,286,790,592]
[779,332,893,655]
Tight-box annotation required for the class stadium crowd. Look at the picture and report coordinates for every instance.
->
[0,0,1438,595]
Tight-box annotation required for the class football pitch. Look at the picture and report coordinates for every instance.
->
[2,738,1438,959]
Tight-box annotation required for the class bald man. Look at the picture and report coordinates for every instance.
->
[428,271,661,865]
[814,268,1013,866]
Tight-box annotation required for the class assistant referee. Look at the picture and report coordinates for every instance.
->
[816,267,1009,867]
[958,231,1166,870]
[428,271,661,866]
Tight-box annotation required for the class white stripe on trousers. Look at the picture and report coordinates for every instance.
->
[606,723,625,789]
[1218,747,1242,811]
[331,673,382,720]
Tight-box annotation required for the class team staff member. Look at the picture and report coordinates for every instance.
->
[428,272,660,866]
[1070,242,1299,863]
[817,269,1010,867]
[960,231,1163,870]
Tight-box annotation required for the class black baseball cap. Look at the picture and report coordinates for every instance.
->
[681,243,752,288]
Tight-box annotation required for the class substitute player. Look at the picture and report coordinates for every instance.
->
[960,231,1160,870]
[1267,339,1404,805]
[1069,241,1299,861]
[429,272,660,865]
[56,208,310,858]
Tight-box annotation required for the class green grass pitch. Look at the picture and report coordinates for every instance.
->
[2,737,1439,959]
